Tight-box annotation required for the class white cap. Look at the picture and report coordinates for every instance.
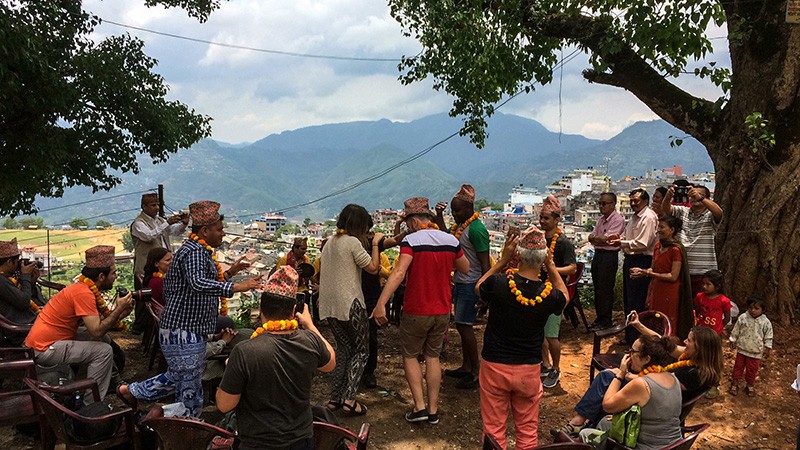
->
[792,364,800,392]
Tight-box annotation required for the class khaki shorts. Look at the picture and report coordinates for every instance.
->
[399,314,449,358]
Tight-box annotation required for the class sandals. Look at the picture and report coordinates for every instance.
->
[341,400,368,416]
[744,386,756,397]
[728,384,739,397]
[116,385,138,410]
[325,401,342,412]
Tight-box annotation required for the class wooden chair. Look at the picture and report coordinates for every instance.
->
[145,301,167,372]
[604,423,710,450]
[140,414,237,450]
[589,310,672,381]
[313,421,370,450]
[565,261,590,332]
[24,377,140,450]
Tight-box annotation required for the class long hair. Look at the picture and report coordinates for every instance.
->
[336,204,372,243]
[143,247,171,288]
[691,326,723,387]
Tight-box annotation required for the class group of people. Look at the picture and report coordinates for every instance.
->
[0,181,776,450]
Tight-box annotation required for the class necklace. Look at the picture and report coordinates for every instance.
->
[420,222,440,230]
[506,269,552,306]
[78,275,127,331]
[189,233,228,316]
[548,228,562,254]
[7,275,41,314]
[450,212,479,239]
[336,228,347,235]
[250,319,299,338]
[152,272,165,279]
[639,354,695,376]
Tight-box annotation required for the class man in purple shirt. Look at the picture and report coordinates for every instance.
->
[588,192,625,330]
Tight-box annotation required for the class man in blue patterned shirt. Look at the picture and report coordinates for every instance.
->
[119,200,262,417]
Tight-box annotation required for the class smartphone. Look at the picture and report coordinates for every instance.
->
[626,311,635,324]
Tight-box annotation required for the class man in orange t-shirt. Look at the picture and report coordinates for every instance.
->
[26,245,133,399]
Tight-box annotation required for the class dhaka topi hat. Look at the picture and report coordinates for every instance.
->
[85,245,115,268]
[403,197,434,218]
[141,193,158,202]
[541,195,562,217]
[190,200,221,226]
[0,238,20,259]
[264,265,299,299]
[454,184,476,204]
[519,226,547,250]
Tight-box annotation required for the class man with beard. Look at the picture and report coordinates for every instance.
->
[25,245,134,400]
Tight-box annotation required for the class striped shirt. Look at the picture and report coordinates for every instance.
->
[671,205,719,275]
[400,229,463,315]
[161,239,234,336]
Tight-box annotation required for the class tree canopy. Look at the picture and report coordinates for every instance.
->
[0,0,222,216]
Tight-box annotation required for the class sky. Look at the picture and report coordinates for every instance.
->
[83,0,732,144]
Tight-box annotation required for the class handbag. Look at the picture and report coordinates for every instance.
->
[609,404,641,448]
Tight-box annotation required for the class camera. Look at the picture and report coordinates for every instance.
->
[673,180,691,204]
[21,258,44,269]
[116,287,152,302]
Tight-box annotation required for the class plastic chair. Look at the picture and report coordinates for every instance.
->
[24,377,140,450]
[589,310,672,382]
[140,414,237,450]
[565,261,590,332]
[0,349,51,447]
[487,433,592,450]
[37,279,66,292]
[145,301,166,372]
[679,390,709,425]
[605,423,710,450]
[0,311,33,347]
[313,421,370,450]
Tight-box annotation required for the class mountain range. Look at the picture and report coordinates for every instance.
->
[29,113,712,225]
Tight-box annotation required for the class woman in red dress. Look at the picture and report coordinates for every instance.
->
[143,247,172,306]
[630,215,693,338]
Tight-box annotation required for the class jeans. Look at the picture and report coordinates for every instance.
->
[591,249,619,326]
[622,254,652,343]
[575,370,616,427]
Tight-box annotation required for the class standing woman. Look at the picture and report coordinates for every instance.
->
[319,204,383,415]
[630,215,693,339]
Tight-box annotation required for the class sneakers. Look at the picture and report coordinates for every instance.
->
[543,369,561,389]
[455,373,479,389]
[540,365,554,378]
[550,422,584,438]
[728,383,739,396]
[427,413,440,425]
[744,385,756,397]
[405,408,429,423]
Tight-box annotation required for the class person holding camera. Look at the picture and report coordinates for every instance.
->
[120,200,262,418]
[26,245,134,401]
[129,193,189,334]
[217,266,335,450]
[661,182,723,297]
[0,239,48,341]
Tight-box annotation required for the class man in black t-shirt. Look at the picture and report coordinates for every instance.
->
[538,196,576,389]
[475,225,567,449]
[217,266,335,450]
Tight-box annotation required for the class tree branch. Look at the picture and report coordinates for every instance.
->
[534,11,720,146]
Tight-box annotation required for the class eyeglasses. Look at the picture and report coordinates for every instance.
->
[628,349,642,356]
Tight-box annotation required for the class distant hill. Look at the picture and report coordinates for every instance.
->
[28,113,713,224]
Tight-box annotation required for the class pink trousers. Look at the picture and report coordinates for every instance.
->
[479,359,543,450]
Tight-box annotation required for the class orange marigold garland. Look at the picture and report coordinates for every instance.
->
[548,228,562,254]
[189,233,228,316]
[152,272,165,279]
[450,212,479,239]
[419,222,440,230]
[639,355,695,377]
[506,269,552,306]
[78,275,127,331]
[336,228,348,235]
[250,319,299,339]
[8,275,42,315]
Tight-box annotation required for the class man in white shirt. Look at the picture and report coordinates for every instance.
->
[129,193,188,333]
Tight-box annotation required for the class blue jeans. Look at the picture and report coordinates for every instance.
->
[575,370,617,427]
[453,282,479,325]
[128,328,206,417]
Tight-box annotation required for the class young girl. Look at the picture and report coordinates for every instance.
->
[729,295,773,397]
[694,269,732,335]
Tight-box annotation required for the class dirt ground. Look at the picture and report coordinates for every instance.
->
[3,308,796,449]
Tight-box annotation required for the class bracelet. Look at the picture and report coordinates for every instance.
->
[616,375,626,383]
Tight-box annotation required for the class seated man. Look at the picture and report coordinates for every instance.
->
[276,237,310,270]
[0,238,47,344]
[217,266,335,450]
[25,245,134,400]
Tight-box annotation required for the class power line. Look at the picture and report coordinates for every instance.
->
[99,18,404,63]
[35,189,155,213]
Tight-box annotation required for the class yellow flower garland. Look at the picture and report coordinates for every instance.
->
[8,276,41,314]
[506,269,552,306]
[152,272,164,279]
[78,275,127,331]
[189,233,228,316]
[639,353,694,377]
[336,228,347,235]
[549,228,562,254]
[250,319,299,339]
[450,212,479,239]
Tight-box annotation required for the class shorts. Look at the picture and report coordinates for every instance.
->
[453,282,480,325]
[399,314,449,358]
[544,312,562,339]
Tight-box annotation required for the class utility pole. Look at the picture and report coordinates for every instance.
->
[46,227,51,281]
[158,184,165,218]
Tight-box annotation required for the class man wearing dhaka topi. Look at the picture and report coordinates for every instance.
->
[26,245,134,401]
[119,200,262,417]
[434,184,491,390]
